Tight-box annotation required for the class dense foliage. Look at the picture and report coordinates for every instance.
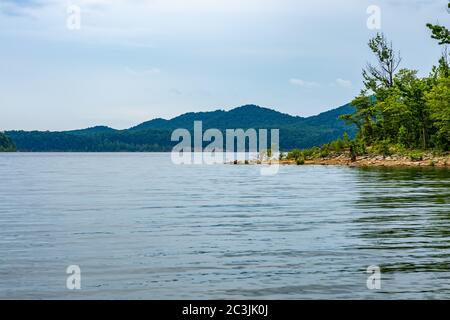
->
[0,132,16,152]
[339,24,450,152]
[6,104,356,152]
[284,22,450,165]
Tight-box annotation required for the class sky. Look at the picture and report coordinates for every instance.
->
[0,0,449,131]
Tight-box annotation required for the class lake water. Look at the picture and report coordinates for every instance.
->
[0,153,449,299]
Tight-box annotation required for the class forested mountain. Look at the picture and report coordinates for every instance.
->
[5,104,356,152]
[0,132,16,152]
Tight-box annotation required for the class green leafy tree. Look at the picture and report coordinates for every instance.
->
[426,77,450,150]
[337,25,449,153]
[427,23,450,78]
[287,149,303,161]
[363,33,402,91]
[426,23,450,45]
[398,125,409,148]
[0,132,16,152]
[393,69,432,148]
[339,94,377,144]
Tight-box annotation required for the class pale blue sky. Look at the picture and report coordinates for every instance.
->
[0,0,448,130]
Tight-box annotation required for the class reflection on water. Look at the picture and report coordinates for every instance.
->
[352,168,450,288]
[0,154,449,299]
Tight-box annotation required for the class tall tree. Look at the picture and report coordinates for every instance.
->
[426,23,450,77]
[426,77,450,150]
[0,132,16,152]
[393,69,432,149]
[363,33,402,91]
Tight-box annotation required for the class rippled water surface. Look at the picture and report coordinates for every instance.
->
[0,153,449,299]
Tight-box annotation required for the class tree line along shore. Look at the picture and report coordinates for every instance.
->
[278,21,449,168]
[0,132,16,152]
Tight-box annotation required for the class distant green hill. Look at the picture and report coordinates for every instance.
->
[0,132,16,152]
[6,104,356,152]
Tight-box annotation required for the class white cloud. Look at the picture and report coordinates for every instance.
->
[289,78,320,88]
[335,78,352,88]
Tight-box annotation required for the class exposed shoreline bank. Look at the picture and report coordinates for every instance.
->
[233,152,449,168]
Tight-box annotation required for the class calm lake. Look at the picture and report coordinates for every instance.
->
[0,153,449,299]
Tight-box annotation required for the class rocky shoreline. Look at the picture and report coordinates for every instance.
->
[302,153,449,167]
[233,152,449,168]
